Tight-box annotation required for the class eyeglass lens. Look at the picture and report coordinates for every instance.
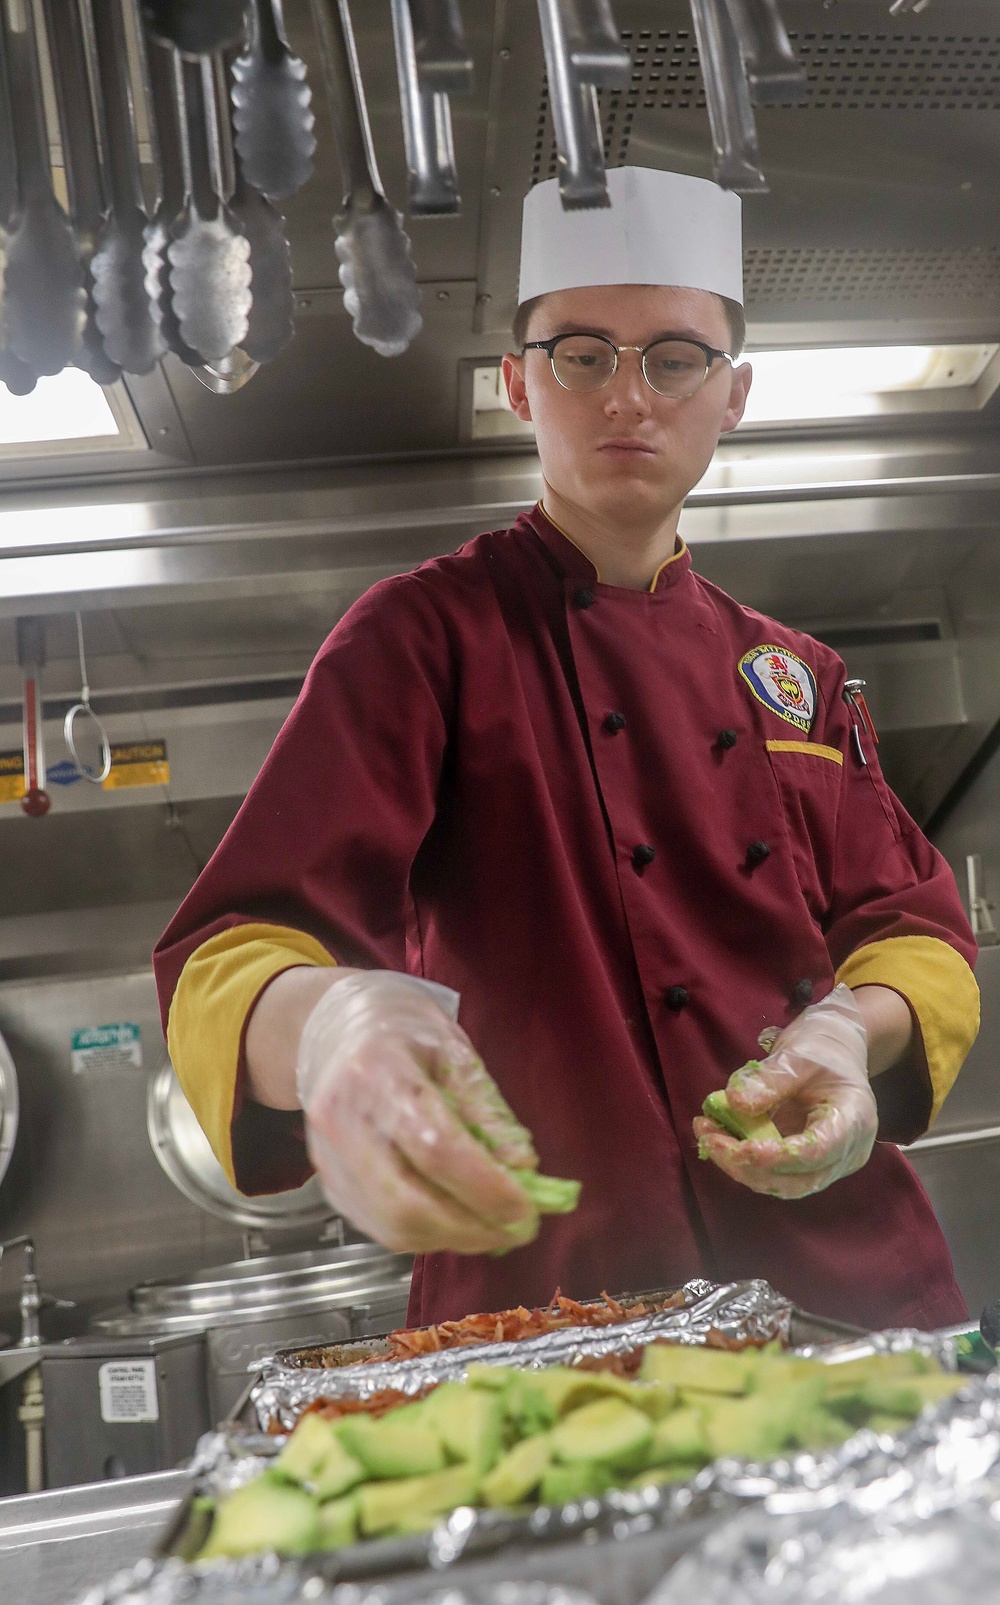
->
[548,335,711,398]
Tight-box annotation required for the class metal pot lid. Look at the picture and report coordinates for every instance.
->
[0,1031,19,1191]
[147,1058,332,1229]
[120,1244,412,1323]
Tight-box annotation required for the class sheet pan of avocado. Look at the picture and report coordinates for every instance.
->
[178,1342,968,1568]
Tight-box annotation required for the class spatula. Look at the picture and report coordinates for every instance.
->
[166,52,251,362]
[88,0,166,373]
[1,0,85,375]
[688,0,768,192]
[308,0,421,356]
[231,0,315,200]
[724,0,807,105]
[390,0,460,216]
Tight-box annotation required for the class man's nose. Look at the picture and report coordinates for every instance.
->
[603,351,652,418]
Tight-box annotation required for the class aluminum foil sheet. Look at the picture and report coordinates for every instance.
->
[73,1564,599,1605]
[646,1371,1000,1604]
[252,1280,792,1432]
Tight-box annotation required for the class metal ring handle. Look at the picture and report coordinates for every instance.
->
[64,701,112,785]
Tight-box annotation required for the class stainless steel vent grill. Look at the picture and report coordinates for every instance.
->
[744,246,1000,309]
[530,29,1000,183]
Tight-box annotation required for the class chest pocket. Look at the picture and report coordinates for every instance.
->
[764,739,843,923]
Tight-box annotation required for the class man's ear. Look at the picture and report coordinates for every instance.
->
[720,361,752,434]
[502,353,532,421]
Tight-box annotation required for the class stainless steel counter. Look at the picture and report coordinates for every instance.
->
[0,1468,190,1605]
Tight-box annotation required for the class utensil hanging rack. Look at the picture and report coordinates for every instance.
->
[0,0,862,392]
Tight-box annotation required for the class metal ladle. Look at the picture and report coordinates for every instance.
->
[64,613,111,786]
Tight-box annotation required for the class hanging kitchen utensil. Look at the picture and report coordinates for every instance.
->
[1,0,85,375]
[231,0,315,201]
[0,7,34,395]
[535,0,630,209]
[408,0,473,95]
[89,0,167,373]
[16,618,49,819]
[724,0,807,105]
[143,0,245,57]
[140,33,202,364]
[391,0,460,216]
[190,347,260,391]
[42,0,122,386]
[308,0,422,357]
[216,56,294,363]
[688,0,768,192]
[64,613,112,785]
[166,52,251,362]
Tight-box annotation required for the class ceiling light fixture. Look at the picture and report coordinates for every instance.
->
[739,342,999,424]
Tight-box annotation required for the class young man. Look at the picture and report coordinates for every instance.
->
[155,168,979,1331]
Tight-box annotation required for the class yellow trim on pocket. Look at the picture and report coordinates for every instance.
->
[765,740,843,766]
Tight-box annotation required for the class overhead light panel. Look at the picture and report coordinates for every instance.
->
[0,368,147,457]
[739,342,999,424]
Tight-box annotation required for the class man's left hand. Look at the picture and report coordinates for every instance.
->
[693,983,878,1199]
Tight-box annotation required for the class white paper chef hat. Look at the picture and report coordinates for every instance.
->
[518,167,744,307]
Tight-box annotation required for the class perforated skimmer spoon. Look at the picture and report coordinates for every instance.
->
[166,51,251,362]
[1,0,85,374]
[231,0,315,200]
[90,0,167,373]
[308,0,421,357]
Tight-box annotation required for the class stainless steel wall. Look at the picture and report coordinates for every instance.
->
[0,968,250,1336]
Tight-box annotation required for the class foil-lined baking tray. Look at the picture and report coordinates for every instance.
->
[251,1279,800,1432]
[72,1329,972,1605]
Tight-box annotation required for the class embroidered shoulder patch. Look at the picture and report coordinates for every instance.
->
[738,644,817,734]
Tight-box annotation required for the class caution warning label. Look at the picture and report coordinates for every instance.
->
[101,740,170,791]
[0,752,24,805]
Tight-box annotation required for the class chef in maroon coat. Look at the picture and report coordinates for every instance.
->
[154,167,979,1332]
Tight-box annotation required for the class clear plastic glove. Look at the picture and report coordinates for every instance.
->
[693,984,877,1200]
[296,971,540,1254]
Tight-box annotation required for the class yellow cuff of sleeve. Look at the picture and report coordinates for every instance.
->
[835,935,980,1126]
[166,923,336,1188]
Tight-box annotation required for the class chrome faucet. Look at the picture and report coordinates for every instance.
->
[0,1236,74,1347]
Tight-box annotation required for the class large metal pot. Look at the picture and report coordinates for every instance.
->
[93,1244,413,1420]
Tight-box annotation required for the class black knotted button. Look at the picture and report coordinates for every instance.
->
[717,729,738,750]
[603,711,627,734]
[573,587,595,609]
[632,843,656,872]
[792,978,814,1007]
[665,985,689,1011]
[746,840,771,868]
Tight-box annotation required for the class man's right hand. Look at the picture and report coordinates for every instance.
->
[291,970,540,1254]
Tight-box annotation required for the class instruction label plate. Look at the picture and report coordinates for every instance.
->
[102,740,169,790]
[98,1360,159,1424]
[71,1023,142,1076]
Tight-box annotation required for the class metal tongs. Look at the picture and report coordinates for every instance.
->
[689,0,768,192]
[64,613,112,785]
[724,0,807,105]
[536,0,630,208]
[390,0,472,216]
[308,0,422,356]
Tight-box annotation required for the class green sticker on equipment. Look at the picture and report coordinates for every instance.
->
[71,1023,142,1076]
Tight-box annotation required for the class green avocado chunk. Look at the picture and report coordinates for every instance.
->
[358,1464,480,1536]
[703,1375,826,1461]
[647,1406,710,1465]
[274,1413,339,1484]
[540,1460,612,1504]
[200,1473,320,1559]
[480,1432,552,1507]
[702,1087,781,1143]
[510,1170,581,1214]
[317,1493,358,1550]
[337,1404,446,1480]
[639,1342,759,1394]
[421,1381,504,1472]
[550,1397,653,1472]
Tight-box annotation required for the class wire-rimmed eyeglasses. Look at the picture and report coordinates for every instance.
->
[522,332,733,398]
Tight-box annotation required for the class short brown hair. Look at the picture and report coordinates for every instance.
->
[512,292,746,359]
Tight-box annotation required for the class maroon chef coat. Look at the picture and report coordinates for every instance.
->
[154,505,973,1331]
